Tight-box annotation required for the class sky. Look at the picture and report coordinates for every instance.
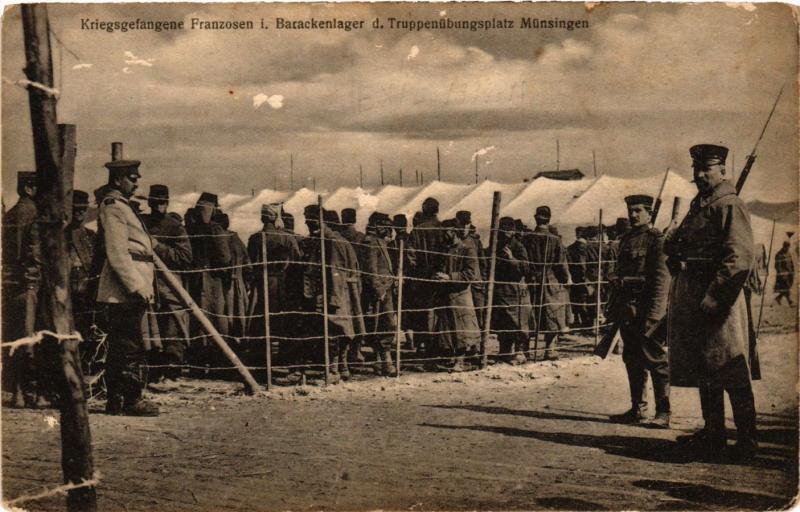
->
[2,2,798,208]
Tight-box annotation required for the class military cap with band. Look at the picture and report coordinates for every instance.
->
[304,204,321,217]
[149,184,169,200]
[535,205,551,219]
[324,209,340,224]
[499,216,516,230]
[17,171,37,186]
[624,194,655,209]
[197,192,218,206]
[73,190,90,207]
[422,197,439,213]
[105,159,141,178]
[341,208,357,223]
[368,211,391,226]
[392,214,408,227]
[690,144,728,167]
[456,210,472,224]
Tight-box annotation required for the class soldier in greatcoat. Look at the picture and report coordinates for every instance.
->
[492,217,532,364]
[303,205,365,382]
[606,195,671,428]
[432,218,481,372]
[408,198,443,359]
[94,159,158,416]
[456,210,487,330]
[362,212,398,376]
[665,144,757,459]
[2,172,43,407]
[67,190,97,341]
[217,212,250,340]
[566,227,589,328]
[339,207,368,366]
[774,241,794,305]
[248,204,302,365]
[140,184,193,380]
[185,192,232,375]
[525,206,571,360]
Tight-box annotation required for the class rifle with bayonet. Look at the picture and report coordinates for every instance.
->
[593,169,671,358]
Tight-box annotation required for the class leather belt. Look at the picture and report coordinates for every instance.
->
[129,252,154,263]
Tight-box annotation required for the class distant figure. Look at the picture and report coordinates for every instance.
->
[492,217,531,364]
[566,227,589,328]
[774,241,794,305]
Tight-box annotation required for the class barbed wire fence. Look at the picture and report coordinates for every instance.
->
[64,199,620,391]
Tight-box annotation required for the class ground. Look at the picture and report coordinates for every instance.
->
[3,303,798,511]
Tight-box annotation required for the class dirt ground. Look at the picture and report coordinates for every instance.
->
[3,303,798,512]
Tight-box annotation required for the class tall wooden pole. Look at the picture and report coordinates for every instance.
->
[436,146,441,181]
[399,168,403,186]
[359,164,363,188]
[415,169,419,185]
[380,160,384,186]
[756,219,777,335]
[481,192,502,368]
[474,151,479,184]
[290,153,294,190]
[318,195,331,384]
[21,5,96,511]
[261,234,272,389]
[592,150,597,178]
[394,239,405,378]
[556,139,560,171]
[594,209,604,348]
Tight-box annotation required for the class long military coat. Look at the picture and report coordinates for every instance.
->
[95,187,155,304]
[363,234,397,344]
[525,226,571,333]
[491,235,531,340]
[774,246,794,294]
[303,227,366,340]
[186,219,232,336]
[665,181,754,388]
[433,239,481,354]
[226,230,250,338]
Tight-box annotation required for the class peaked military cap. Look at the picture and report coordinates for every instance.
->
[690,144,728,167]
[304,204,321,218]
[73,189,90,207]
[149,184,169,200]
[584,225,599,238]
[324,209,340,224]
[456,210,472,224]
[196,192,218,206]
[392,214,408,227]
[17,171,37,185]
[341,208,357,223]
[422,197,439,214]
[499,216,515,230]
[624,194,655,209]
[261,203,281,217]
[368,211,391,226]
[535,205,551,219]
[105,159,141,177]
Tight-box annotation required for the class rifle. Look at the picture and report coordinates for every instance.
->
[735,85,784,195]
[593,276,644,359]
[651,167,670,224]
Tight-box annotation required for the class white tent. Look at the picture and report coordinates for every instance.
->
[502,178,595,228]
[442,180,528,239]
[559,171,696,232]
[397,181,478,220]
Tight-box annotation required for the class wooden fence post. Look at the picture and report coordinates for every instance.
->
[394,239,404,378]
[261,233,272,389]
[318,195,331,385]
[480,192,501,368]
[595,209,603,348]
[21,5,97,511]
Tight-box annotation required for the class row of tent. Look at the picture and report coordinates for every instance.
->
[166,172,789,250]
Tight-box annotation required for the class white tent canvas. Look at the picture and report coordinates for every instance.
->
[502,178,596,227]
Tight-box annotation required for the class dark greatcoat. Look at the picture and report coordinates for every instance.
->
[433,239,481,355]
[665,181,754,388]
[363,233,396,349]
[186,220,232,338]
[491,236,531,342]
[774,246,794,294]
[525,226,571,334]
[225,230,250,338]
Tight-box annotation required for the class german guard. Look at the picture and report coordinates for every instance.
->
[665,144,757,459]
[607,194,671,428]
[95,159,159,416]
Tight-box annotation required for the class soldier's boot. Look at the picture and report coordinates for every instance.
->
[373,348,384,375]
[611,365,647,424]
[105,394,124,415]
[542,335,559,361]
[381,350,397,377]
[514,341,528,365]
[729,385,758,460]
[648,371,671,429]
[497,339,514,364]
[450,356,466,373]
[350,338,366,365]
[122,398,160,417]
[678,385,726,457]
[338,342,351,381]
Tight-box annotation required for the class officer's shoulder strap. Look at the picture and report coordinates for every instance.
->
[102,197,117,207]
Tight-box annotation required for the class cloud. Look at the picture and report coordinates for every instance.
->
[71,63,93,70]
[253,93,284,110]
[725,2,757,11]
[124,50,155,67]
[121,67,132,74]
[407,45,420,61]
